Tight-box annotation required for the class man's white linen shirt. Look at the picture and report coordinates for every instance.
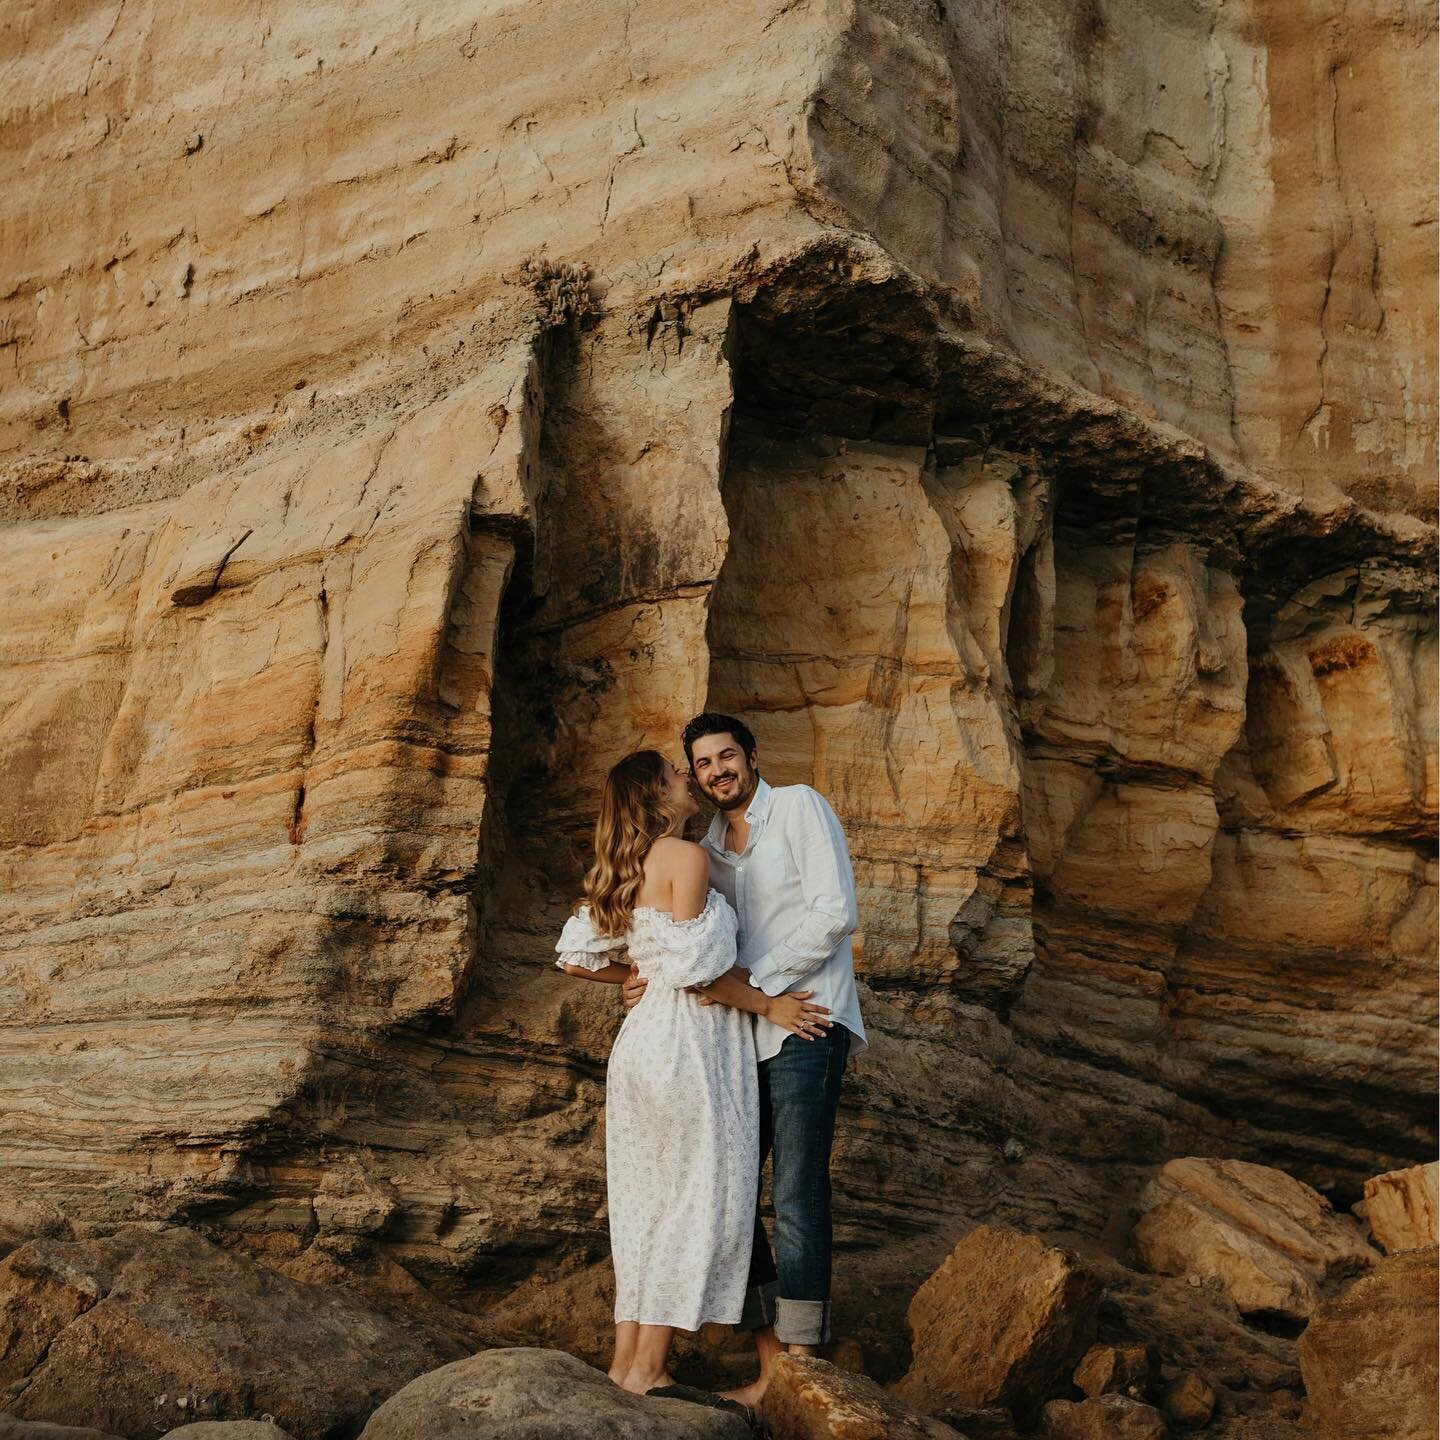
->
[701,777,867,1064]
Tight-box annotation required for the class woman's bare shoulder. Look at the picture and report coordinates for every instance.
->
[646,836,708,874]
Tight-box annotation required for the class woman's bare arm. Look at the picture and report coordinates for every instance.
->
[697,966,771,1015]
[561,961,632,984]
[695,968,833,1037]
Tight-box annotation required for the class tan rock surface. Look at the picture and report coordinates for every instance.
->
[1132,1158,1375,1319]
[1159,1374,1215,1431]
[1360,1162,1439,1255]
[0,1227,462,1439]
[1073,1345,1154,1400]
[763,1355,959,1440]
[1039,1396,1166,1440]
[0,0,1433,1425]
[1094,1257,1302,1408]
[1298,1246,1439,1440]
[893,1227,1098,1424]
[802,0,1437,515]
[0,1423,124,1440]
[1210,2,1438,518]
[163,1427,297,1440]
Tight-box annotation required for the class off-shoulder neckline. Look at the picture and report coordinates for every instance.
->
[631,887,726,925]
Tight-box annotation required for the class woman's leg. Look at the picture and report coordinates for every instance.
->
[621,1323,676,1393]
[609,1321,639,1384]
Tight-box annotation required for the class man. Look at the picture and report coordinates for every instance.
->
[623,712,866,1404]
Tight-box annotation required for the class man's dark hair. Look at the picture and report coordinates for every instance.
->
[682,712,757,766]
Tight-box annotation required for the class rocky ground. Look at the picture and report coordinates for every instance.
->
[0,1159,1434,1437]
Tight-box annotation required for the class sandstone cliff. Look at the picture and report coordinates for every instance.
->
[0,0,1434,1376]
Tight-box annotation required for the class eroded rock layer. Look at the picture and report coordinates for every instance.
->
[0,0,1434,1362]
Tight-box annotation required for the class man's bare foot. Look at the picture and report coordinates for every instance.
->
[719,1378,766,1411]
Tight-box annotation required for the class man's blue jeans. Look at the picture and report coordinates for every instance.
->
[739,1025,851,1345]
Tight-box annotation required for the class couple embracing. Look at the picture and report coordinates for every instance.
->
[555,711,866,1409]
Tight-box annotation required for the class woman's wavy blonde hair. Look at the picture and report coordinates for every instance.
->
[582,749,686,937]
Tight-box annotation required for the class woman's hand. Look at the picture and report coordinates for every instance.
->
[762,990,832,1039]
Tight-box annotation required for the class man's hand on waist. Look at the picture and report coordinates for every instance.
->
[621,967,647,1009]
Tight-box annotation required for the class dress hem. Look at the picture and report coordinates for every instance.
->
[614,1310,744,1331]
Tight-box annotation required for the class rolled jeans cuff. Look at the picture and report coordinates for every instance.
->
[738,1279,777,1332]
[775,1296,831,1346]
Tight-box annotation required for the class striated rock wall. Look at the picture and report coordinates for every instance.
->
[801,0,1437,516]
[1,0,1435,1343]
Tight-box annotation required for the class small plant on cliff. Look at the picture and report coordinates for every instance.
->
[511,254,597,328]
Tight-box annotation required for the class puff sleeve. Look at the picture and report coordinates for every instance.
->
[645,890,739,989]
[555,905,628,972]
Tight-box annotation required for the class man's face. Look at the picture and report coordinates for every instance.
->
[688,732,758,812]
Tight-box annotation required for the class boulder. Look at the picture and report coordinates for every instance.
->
[762,1355,958,1440]
[1073,1344,1154,1399]
[1040,1396,1167,1440]
[1358,1162,1439,1254]
[928,1411,1020,1440]
[1158,1374,1215,1429]
[0,1227,463,1440]
[0,1420,124,1440]
[1298,1246,1439,1440]
[0,1242,105,1390]
[0,1202,70,1264]
[892,1226,1099,1424]
[164,1427,297,1440]
[1132,1158,1374,1319]
[1093,1258,1300,1398]
[357,1348,751,1438]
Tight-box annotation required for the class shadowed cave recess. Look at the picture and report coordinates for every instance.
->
[134,250,1432,1362]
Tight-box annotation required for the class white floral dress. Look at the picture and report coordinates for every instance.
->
[556,889,759,1331]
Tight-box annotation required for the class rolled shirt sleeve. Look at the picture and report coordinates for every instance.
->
[745,787,858,996]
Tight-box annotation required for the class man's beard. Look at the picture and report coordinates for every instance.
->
[702,771,754,812]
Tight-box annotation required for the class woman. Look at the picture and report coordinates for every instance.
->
[555,749,831,1397]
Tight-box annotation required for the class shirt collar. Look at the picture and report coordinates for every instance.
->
[745,776,773,824]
